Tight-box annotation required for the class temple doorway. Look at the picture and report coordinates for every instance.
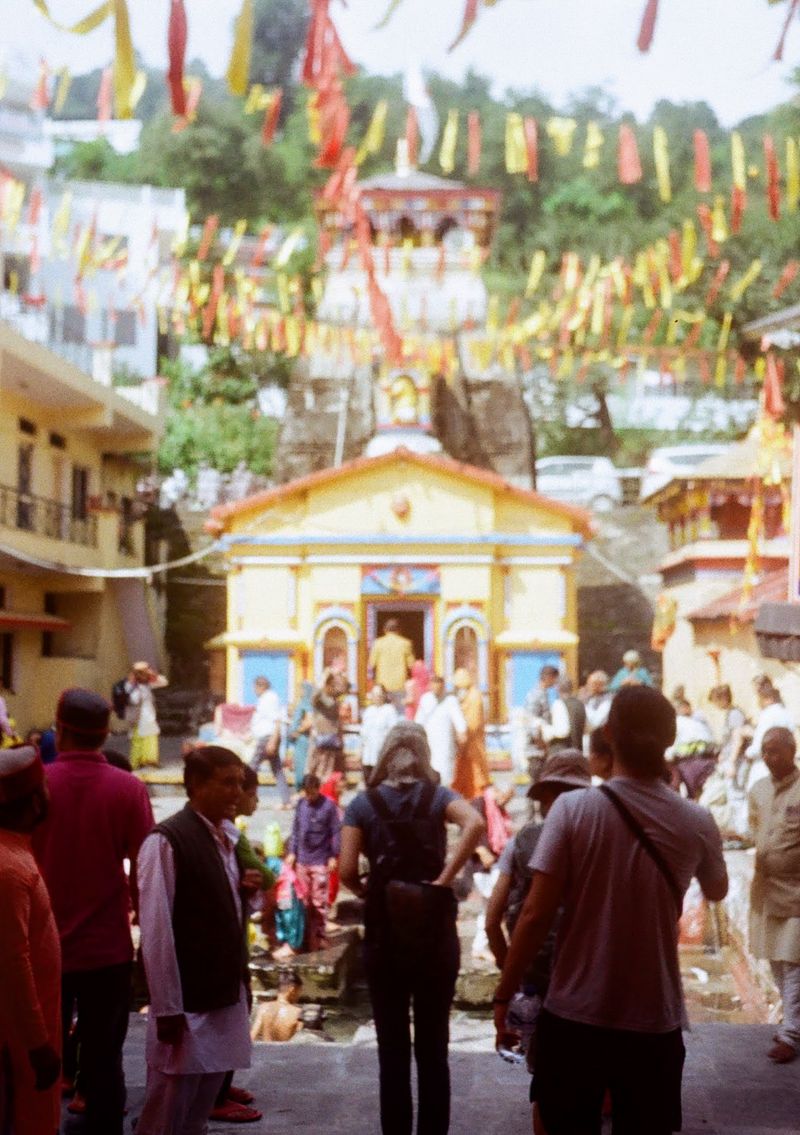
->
[366,601,434,675]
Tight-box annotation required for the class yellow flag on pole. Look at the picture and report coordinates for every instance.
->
[112,0,136,118]
[439,109,459,174]
[226,0,254,97]
[356,100,388,165]
[33,0,113,35]
[53,67,71,114]
[653,126,671,203]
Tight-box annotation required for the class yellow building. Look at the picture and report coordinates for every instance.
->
[206,447,591,719]
[0,322,164,732]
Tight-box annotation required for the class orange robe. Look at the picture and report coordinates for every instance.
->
[0,829,61,1135]
[452,687,491,800]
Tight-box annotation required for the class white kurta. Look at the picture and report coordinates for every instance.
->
[137,820,251,1076]
[415,693,467,786]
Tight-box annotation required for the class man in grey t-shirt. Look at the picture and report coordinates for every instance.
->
[494,687,728,1135]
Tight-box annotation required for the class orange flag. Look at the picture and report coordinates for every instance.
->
[618,124,642,184]
[763,353,786,419]
[449,0,479,52]
[97,66,112,122]
[774,0,800,61]
[262,89,283,144]
[773,260,799,299]
[405,106,419,168]
[167,0,188,116]
[636,0,660,52]
[764,135,781,221]
[524,117,539,183]
[693,130,711,193]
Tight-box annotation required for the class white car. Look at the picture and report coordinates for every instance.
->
[534,456,623,512]
[639,443,729,500]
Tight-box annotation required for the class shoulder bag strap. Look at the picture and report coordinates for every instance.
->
[598,784,683,918]
[411,781,437,820]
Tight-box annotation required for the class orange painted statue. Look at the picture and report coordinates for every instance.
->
[451,668,491,799]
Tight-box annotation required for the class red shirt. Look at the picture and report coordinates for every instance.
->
[33,750,154,973]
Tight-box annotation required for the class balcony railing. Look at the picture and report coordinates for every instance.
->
[0,484,98,548]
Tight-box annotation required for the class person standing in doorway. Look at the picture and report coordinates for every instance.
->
[250,676,290,809]
[0,745,61,1135]
[125,661,168,770]
[33,688,154,1135]
[368,618,415,709]
[415,675,467,787]
[452,668,491,800]
[748,726,800,1064]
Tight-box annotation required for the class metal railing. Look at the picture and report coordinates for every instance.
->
[0,484,98,547]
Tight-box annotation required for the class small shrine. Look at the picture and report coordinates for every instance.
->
[273,154,534,484]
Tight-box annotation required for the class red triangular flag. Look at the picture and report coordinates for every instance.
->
[637,0,660,52]
[168,0,188,117]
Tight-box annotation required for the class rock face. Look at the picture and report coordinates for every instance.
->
[275,360,535,486]
[437,371,536,485]
[273,361,375,484]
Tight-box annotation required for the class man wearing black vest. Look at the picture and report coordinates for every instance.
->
[136,746,256,1135]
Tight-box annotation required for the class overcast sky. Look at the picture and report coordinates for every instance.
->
[4,0,799,126]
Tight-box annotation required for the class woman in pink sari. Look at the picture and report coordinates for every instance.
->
[404,660,431,719]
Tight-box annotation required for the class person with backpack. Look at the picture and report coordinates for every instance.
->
[339,722,485,1135]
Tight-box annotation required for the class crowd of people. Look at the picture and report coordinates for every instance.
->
[1,632,800,1135]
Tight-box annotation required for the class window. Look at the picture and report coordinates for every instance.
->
[40,593,100,660]
[49,433,66,449]
[62,305,87,345]
[453,625,478,679]
[113,309,137,347]
[0,633,13,692]
[322,625,348,672]
[4,255,30,295]
[41,593,57,658]
[16,444,34,531]
[71,466,89,521]
[18,418,37,436]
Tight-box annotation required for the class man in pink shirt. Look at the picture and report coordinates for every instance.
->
[33,688,154,1135]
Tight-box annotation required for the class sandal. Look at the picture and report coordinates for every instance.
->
[209,1101,263,1123]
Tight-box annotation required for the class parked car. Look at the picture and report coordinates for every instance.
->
[639,443,729,500]
[534,456,623,512]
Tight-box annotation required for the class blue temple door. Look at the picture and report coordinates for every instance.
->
[241,650,292,707]
[508,650,563,710]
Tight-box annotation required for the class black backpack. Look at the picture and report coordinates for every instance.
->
[111,678,130,719]
[364,783,456,953]
[366,782,444,888]
[506,818,558,993]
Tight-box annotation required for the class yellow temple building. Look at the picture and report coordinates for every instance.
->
[205,447,591,720]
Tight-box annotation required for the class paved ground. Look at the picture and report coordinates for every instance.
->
[89,748,798,1133]
[60,1014,800,1134]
